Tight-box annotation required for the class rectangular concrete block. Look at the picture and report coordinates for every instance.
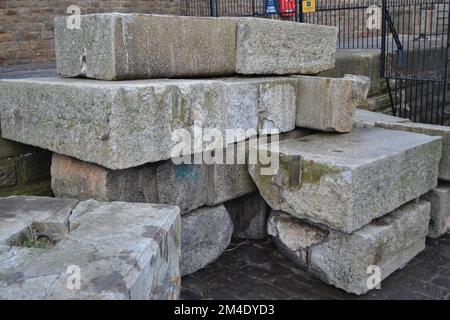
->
[374,121,450,181]
[55,13,337,80]
[421,182,450,238]
[181,205,233,277]
[268,201,430,295]
[233,18,337,75]
[353,109,410,128]
[249,127,441,233]
[0,77,297,170]
[0,196,180,300]
[294,74,370,132]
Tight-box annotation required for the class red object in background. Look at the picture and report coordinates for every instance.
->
[279,0,296,17]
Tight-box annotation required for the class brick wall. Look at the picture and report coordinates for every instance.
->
[0,0,182,67]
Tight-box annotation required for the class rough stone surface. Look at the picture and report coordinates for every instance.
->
[225,192,270,240]
[249,127,441,233]
[0,196,181,300]
[233,18,337,75]
[0,77,297,170]
[51,154,158,203]
[55,13,337,80]
[374,121,450,181]
[181,205,233,277]
[353,109,411,128]
[294,74,370,132]
[55,14,236,80]
[267,201,431,295]
[52,153,256,214]
[422,182,450,238]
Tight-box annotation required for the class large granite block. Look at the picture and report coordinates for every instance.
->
[0,196,180,300]
[0,77,297,170]
[181,205,233,277]
[294,75,370,132]
[374,121,450,181]
[249,127,441,233]
[422,182,450,238]
[268,201,430,295]
[55,13,337,80]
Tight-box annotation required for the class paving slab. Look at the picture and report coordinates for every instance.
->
[249,127,441,232]
[0,77,297,170]
[55,13,337,80]
[0,196,180,300]
[268,201,430,295]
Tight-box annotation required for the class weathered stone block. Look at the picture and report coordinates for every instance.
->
[51,153,158,203]
[374,121,450,181]
[268,201,430,295]
[181,205,233,277]
[0,77,297,170]
[55,13,337,80]
[225,192,270,240]
[55,14,237,80]
[233,18,337,75]
[0,196,180,300]
[249,127,441,232]
[422,182,450,238]
[354,109,410,128]
[294,75,370,132]
[52,153,256,213]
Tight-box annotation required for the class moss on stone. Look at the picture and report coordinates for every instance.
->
[300,160,341,185]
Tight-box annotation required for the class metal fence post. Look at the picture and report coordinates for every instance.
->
[210,0,218,17]
[297,0,304,23]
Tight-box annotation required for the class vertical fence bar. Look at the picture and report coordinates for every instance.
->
[210,0,218,17]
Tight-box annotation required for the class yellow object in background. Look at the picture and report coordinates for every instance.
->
[303,0,316,13]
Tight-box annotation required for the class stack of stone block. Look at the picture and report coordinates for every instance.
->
[0,13,446,297]
[0,13,341,279]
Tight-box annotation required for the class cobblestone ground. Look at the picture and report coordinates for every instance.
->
[182,234,450,300]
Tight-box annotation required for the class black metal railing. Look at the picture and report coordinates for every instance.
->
[181,0,386,49]
[382,0,450,124]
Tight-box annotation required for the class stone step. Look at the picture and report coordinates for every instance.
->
[0,196,180,300]
[268,200,430,295]
[248,127,441,233]
[55,14,337,80]
[294,74,370,133]
[421,181,450,238]
[0,77,297,170]
[51,130,310,214]
[373,121,450,182]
